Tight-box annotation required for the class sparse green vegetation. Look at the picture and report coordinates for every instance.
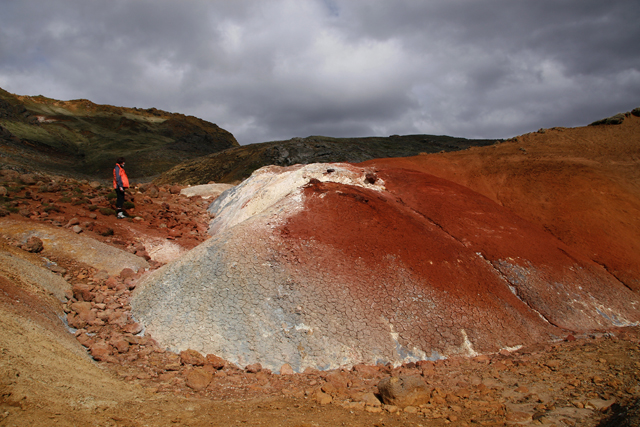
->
[99,207,116,216]
[590,113,626,126]
[0,87,239,181]
[123,201,135,209]
[156,134,501,185]
[99,227,114,236]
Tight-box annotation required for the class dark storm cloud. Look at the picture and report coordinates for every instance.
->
[1,0,638,144]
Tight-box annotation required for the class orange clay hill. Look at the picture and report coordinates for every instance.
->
[360,110,640,294]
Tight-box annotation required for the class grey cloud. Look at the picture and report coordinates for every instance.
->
[1,0,638,145]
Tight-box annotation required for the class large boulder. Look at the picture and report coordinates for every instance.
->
[131,163,640,373]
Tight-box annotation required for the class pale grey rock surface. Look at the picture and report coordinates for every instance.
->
[0,219,149,276]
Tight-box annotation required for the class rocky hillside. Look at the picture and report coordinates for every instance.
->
[0,87,238,181]
[155,134,500,185]
[1,165,639,426]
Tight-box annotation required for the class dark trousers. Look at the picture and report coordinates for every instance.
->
[115,188,125,212]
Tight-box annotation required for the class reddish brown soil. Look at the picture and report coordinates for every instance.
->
[2,116,640,426]
[360,116,640,293]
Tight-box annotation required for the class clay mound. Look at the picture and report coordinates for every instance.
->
[360,113,640,292]
[131,163,640,373]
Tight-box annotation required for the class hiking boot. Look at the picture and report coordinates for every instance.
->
[117,212,126,219]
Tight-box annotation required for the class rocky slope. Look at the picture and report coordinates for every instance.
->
[155,134,500,185]
[1,166,639,426]
[0,87,238,180]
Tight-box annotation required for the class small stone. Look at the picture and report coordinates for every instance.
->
[119,268,136,279]
[360,392,381,407]
[109,335,130,353]
[76,333,93,347]
[403,406,418,413]
[105,277,118,290]
[24,236,44,253]
[19,174,36,185]
[72,225,83,234]
[180,349,206,366]
[315,391,332,405]
[321,382,337,395]
[377,375,432,408]
[245,363,262,373]
[186,368,213,391]
[72,283,93,301]
[279,363,294,375]
[122,322,143,334]
[90,341,112,361]
[352,364,381,378]
[205,354,226,369]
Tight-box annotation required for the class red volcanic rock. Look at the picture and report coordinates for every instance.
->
[90,341,112,361]
[105,277,118,289]
[66,313,86,329]
[185,368,213,391]
[24,236,43,253]
[180,349,206,366]
[205,354,226,370]
[245,363,262,373]
[122,322,143,335]
[377,375,432,408]
[108,311,129,328]
[72,283,93,302]
[119,268,135,280]
[76,332,94,348]
[279,363,294,375]
[109,334,130,353]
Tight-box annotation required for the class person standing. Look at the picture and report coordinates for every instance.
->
[113,157,129,219]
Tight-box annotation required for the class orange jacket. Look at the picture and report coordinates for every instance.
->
[113,163,129,189]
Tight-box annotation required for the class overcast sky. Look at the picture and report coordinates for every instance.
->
[1,0,639,145]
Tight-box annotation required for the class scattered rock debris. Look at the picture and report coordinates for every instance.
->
[1,169,640,426]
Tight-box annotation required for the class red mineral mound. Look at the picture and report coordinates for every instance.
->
[360,113,640,293]
[132,163,640,373]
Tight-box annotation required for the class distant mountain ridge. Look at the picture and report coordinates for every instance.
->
[0,87,239,181]
[155,134,501,185]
